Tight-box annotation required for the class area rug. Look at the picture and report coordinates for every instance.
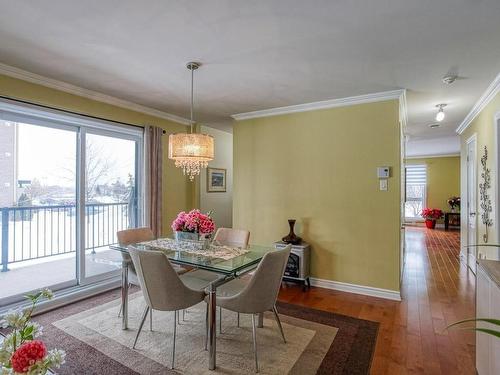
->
[30,288,378,374]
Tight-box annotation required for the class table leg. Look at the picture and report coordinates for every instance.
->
[121,261,129,330]
[257,312,264,328]
[208,283,217,370]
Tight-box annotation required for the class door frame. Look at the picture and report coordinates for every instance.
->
[466,133,477,272]
[495,111,500,251]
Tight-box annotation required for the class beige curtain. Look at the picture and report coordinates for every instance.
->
[147,126,163,237]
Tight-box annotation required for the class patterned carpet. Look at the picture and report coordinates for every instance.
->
[27,288,378,374]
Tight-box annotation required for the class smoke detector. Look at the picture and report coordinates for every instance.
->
[442,75,457,85]
[428,123,441,129]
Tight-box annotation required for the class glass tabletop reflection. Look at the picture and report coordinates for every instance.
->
[111,239,276,275]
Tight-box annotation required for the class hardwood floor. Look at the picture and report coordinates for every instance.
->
[278,227,476,374]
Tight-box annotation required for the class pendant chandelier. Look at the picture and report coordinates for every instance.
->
[168,62,214,181]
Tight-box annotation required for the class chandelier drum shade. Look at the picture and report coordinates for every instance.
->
[168,61,214,181]
[168,133,214,179]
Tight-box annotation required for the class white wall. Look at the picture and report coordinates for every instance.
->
[200,125,233,228]
[406,135,460,157]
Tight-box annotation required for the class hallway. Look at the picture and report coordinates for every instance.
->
[278,227,476,374]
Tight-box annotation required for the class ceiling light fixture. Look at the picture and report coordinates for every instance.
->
[435,104,447,122]
[168,62,214,181]
[442,75,457,85]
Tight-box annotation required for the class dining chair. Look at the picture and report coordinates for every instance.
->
[205,245,291,373]
[184,227,251,330]
[213,227,250,248]
[129,248,207,369]
[116,227,187,328]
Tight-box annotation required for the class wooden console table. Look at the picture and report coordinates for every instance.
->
[444,212,460,230]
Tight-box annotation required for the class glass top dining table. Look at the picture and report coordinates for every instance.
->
[110,238,278,370]
[112,240,275,275]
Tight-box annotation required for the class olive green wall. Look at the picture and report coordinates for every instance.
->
[406,156,460,213]
[0,74,195,236]
[460,91,500,259]
[233,100,401,292]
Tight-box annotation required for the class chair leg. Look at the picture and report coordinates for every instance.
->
[251,314,259,373]
[237,312,240,327]
[150,309,153,331]
[272,305,286,343]
[183,309,186,321]
[205,304,209,350]
[219,307,222,333]
[133,306,149,349]
[171,311,177,369]
[118,303,123,317]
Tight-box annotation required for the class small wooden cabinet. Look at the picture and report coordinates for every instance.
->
[476,261,500,374]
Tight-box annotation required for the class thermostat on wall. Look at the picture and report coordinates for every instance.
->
[377,167,390,178]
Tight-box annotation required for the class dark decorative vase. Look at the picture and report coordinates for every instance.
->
[282,219,302,245]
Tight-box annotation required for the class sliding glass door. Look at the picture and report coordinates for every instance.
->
[0,119,78,305]
[0,100,143,306]
[81,130,142,283]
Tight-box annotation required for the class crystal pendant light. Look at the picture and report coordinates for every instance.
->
[168,62,214,181]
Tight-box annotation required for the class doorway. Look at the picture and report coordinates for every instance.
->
[466,134,477,274]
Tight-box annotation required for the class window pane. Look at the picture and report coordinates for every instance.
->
[405,165,427,219]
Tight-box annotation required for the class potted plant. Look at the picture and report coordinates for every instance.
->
[171,209,215,241]
[420,208,443,229]
[0,289,65,374]
[447,196,461,212]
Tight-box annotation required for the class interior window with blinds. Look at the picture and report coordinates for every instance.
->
[405,164,427,219]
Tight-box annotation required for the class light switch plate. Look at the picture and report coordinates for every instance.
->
[380,179,388,191]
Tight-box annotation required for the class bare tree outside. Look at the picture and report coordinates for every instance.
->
[405,184,425,218]
[85,139,115,201]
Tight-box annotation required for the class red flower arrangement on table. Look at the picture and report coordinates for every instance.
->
[0,289,65,374]
[171,209,216,237]
[420,208,444,229]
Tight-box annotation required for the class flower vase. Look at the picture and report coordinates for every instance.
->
[282,219,302,245]
[175,231,199,241]
[425,219,436,229]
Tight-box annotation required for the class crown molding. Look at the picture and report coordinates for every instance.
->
[405,153,460,160]
[0,63,191,125]
[456,72,500,135]
[231,89,406,120]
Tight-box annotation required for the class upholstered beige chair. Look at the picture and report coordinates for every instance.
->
[129,248,206,369]
[206,245,291,372]
[183,227,251,331]
[213,227,250,248]
[116,227,186,327]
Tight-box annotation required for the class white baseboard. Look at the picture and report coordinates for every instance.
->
[309,277,402,301]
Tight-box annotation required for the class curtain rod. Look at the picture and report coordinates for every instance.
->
[0,95,147,130]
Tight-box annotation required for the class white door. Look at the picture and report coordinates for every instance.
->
[466,136,477,274]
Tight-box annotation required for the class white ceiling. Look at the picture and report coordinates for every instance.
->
[0,0,500,150]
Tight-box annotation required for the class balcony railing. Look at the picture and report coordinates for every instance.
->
[0,203,130,272]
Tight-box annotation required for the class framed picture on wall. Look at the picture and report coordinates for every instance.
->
[207,167,227,192]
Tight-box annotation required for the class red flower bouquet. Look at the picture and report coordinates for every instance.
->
[11,340,47,373]
[420,208,443,229]
[0,289,65,374]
